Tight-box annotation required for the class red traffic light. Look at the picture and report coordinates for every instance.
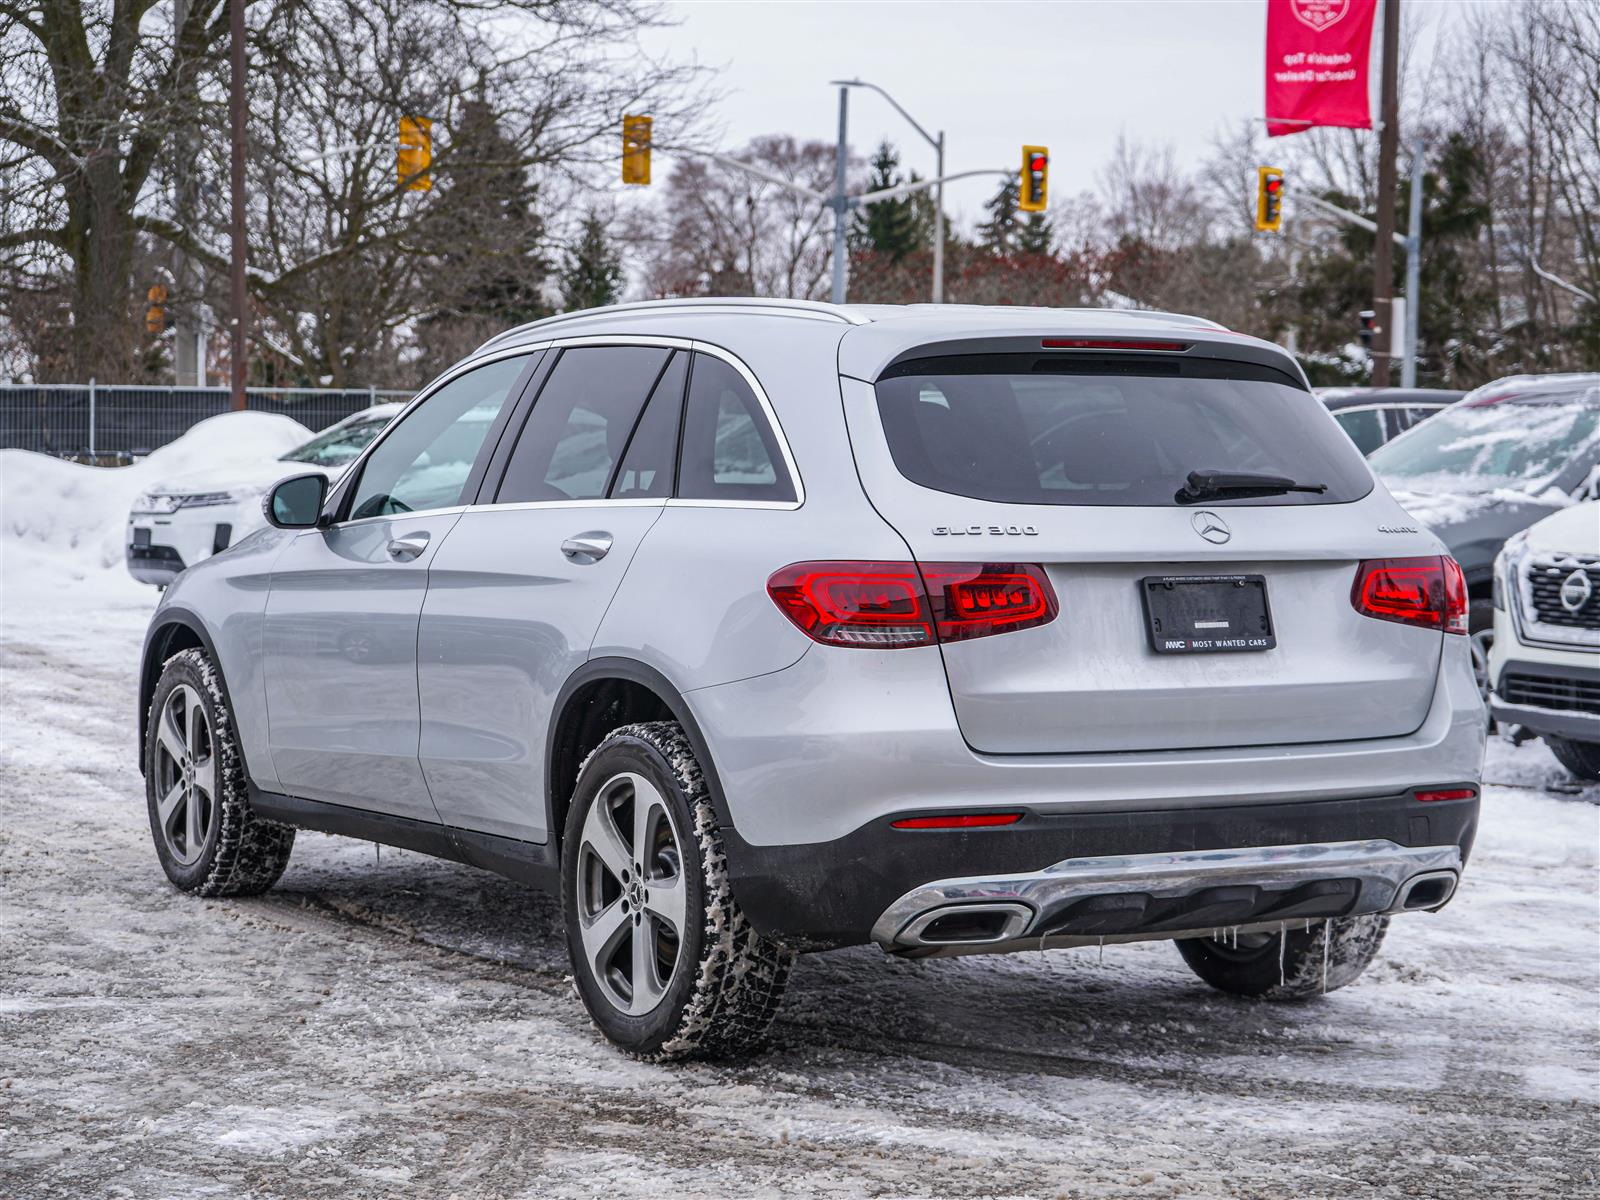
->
[1265,177,1282,193]
[1029,154,1046,172]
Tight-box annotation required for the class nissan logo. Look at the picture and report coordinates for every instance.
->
[1191,511,1232,544]
[1560,569,1593,614]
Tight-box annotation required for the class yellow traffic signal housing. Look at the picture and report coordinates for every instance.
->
[1020,145,1048,212]
[145,284,168,335]
[1256,166,1285,232]
[622,115,652,185]
[399,116,433,192]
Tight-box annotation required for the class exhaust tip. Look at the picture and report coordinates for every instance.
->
[899,902,1031,946]
[1395,870,1458,912]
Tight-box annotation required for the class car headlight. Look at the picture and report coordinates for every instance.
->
[133,492,183,514]
[176,491,238,508]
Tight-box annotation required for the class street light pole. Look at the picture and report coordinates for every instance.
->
[831,79,947,303]
[1370,0,1401,387]
[933,130,945,304]
[1402,139,1424,388]
[830,85,849,305]
[227,0,247,411]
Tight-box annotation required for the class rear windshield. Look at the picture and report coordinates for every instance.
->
[874,354,1372,507]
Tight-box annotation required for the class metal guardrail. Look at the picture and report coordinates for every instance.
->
[0,382,414,460]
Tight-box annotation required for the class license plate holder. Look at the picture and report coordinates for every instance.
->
[132,527,152,547]
[1140,574,1275,654]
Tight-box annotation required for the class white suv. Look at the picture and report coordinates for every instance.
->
[137,300,1486,1059]
[1489,501,1600,779]
[126,404,402,586]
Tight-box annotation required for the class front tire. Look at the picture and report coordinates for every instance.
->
[1548,736,1600,782]
[562,721,794,1060]
[144,648,295,896]
[1176,915,1388,1000]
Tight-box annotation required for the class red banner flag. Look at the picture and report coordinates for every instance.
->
[1265,0,1379,137]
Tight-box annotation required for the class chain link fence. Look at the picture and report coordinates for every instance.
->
[1,383,414,463]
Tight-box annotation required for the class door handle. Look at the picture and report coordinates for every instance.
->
[386,533,430,561]
[560,531,613,564]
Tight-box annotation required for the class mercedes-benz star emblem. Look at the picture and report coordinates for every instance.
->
[1191,511,1232,544]
[1559,569,1593,614]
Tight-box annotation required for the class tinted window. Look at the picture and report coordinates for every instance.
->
[496,346,672,503]
[1334,408,1387,455]
[1369,392,1600,492]
[347,358,525,519]
[678,354,794,502]
[282,415,395,469]
[874,355,1372,506]
[610,353,687,499]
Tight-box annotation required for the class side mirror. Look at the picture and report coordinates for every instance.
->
[264,473,328,529]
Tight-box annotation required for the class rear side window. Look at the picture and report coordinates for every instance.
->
[678,354,795,503]
[874,354,1372,507]
[610,353,687,499]
[496,346,671,503]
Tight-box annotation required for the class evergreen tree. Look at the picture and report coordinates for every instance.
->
[978,178,1020,254]
[431,90,550,326]
[851,140,919,262]
[561,211,625,311]
[1016,211,1055,256]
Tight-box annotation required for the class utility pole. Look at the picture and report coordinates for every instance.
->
[1370,0,1401,386]
[171,0,198,386]
[829,86,850,306]
[933,131,945,304]
[227,0,248,411]
[1402,139,1424,388]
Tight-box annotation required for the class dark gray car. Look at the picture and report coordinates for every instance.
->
[1368,374,1600,690]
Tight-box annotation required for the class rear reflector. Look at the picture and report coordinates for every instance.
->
[1041,338,1189,352]
[1416,788,1477,803]
[891,813,1024,829]
[767,561,1058,649]
[1351,555,1469,635]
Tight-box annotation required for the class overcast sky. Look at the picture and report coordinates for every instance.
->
[636,0,1473,228]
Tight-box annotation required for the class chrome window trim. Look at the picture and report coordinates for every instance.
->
[471,497,667,514]
[467,332,805,512]
[324,343,548,525]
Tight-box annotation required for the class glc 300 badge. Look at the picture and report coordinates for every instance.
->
[932,524,1039,536]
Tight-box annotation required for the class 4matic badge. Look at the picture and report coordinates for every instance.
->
[932,523,1039,536]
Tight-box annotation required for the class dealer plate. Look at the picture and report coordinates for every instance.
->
[1140,574,1275,654]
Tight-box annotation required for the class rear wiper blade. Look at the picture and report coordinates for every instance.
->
[1176,469,1329,503]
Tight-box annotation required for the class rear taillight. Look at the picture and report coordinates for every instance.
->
[1416,787,1476,803]
[1351,555,1469,635]
[767,561,1058,649]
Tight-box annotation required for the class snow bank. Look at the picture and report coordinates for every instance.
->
[0,411,310,596]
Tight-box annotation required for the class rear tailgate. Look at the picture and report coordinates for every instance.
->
[837,354,1445,755]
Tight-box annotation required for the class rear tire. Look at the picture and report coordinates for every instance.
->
[144,648,295,896]
[1176,915,1388,1000]
[1548,736,1600,782]
[561,721,794,1060]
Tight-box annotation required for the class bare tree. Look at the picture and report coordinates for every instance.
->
[638,135,844,300]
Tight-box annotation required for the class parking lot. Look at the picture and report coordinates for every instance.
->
[2,572,1595,1200]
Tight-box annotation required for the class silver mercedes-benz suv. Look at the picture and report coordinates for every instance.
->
[138,300,1486,1059]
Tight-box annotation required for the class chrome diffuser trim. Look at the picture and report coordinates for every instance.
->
[871,839,1464,949]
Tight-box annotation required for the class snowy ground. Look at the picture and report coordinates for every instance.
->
[2,443,1597,1198]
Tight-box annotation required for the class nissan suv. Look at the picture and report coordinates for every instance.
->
[137,300,1486,1059]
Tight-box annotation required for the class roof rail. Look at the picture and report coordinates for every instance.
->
[478,297,871,352]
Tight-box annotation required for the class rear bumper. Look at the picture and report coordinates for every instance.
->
[724,788,1479,949]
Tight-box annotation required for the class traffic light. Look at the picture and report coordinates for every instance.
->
[145,284,167,335]
[1255,166,1284,232]
[398,116,432,192]
[1358,309,1377,349]
[622,115,652,185]
[1020,145,1048,212]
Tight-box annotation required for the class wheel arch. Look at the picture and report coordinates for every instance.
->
[546,657,731,852]
[138,608,239,776]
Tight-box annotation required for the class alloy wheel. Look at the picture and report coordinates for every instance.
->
[575,772,688,1017]
[152,683,217,865]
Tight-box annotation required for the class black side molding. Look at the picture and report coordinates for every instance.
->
[246,786,559,889]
